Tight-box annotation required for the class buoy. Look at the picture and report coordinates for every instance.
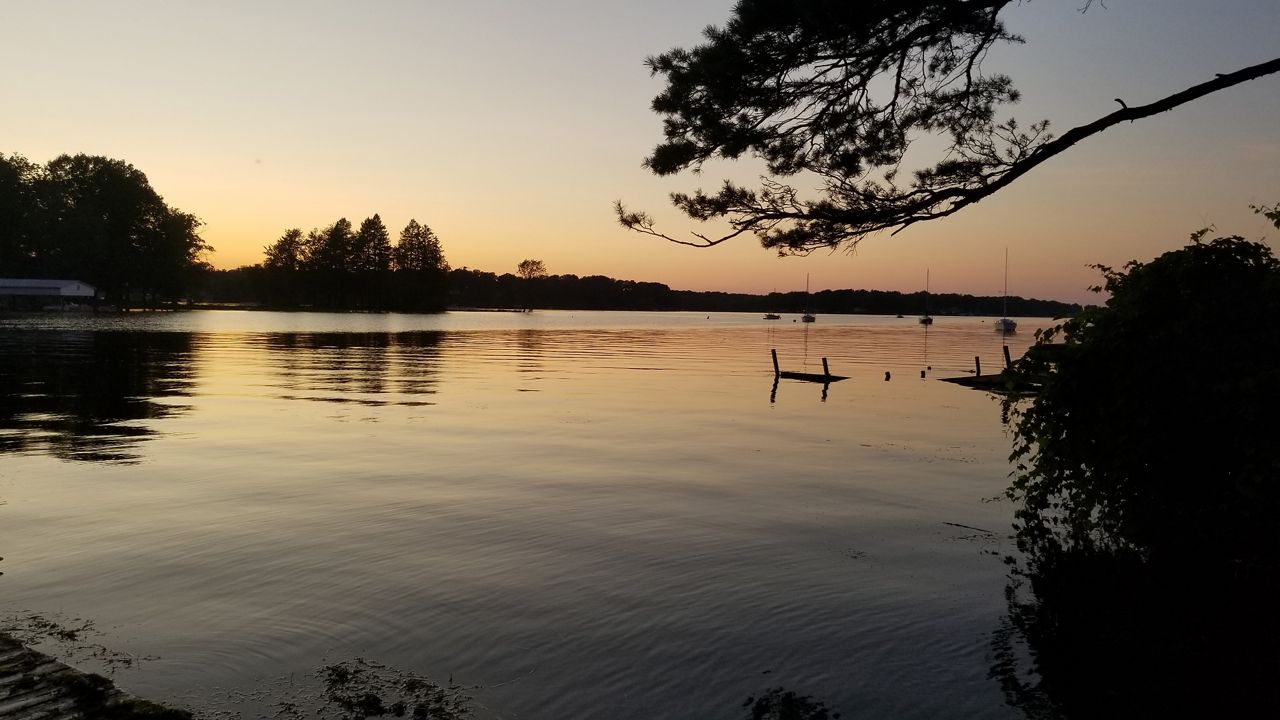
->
[884,371,891,381]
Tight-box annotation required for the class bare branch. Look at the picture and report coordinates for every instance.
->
[614,200,752,248]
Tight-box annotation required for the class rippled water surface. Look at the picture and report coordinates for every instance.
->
[0,310,1047,718]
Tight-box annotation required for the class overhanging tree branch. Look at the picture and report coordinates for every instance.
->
[618,0,1280,254]
[900,56,1280,230]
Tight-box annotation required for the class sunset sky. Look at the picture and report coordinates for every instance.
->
[3,0,1277,304]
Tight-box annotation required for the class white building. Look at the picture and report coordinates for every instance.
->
[0,278,97,297]
[0,279,99,306]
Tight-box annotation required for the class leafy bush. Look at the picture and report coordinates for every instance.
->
[1007,219,1280,569]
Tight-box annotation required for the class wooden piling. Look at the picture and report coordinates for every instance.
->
[975,356,982,376]
[771,349,780,377]
[1003,345,1012,369]
[821,357,830,376]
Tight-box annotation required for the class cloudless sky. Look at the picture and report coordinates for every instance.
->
[3,0,1277,304]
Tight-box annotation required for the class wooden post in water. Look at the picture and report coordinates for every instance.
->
[822,357,830,377]
[1003,345,1012,369]
[975,356,982,376]
[771,349,780,377]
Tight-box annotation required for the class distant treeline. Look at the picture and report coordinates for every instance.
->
[3,152,1080,317]
[199,266,1081,317]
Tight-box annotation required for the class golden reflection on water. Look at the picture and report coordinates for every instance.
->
[0,311,1045,719]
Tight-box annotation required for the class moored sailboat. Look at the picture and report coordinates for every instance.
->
[919,269,934,325]
[995,249,1017,334]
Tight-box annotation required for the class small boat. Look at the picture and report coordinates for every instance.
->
[995,249,1017,334]
[919,269,934,325]
[764,312,781,320]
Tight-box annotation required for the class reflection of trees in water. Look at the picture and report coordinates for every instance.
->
[514,328,545,375]
[740,688,838,719]
[0,331,195,463]
[261,332,445,404]
[991,548,1278,718]
[0,330,447,464]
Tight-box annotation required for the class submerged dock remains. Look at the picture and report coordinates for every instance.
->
[939,348,1043,394]
[0,634,189,719]
[771,349,848,383]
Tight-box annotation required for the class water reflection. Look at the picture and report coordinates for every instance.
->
[769,375,836,403]
[0,331,195,463]
[0,330,452,462]
[514,328,546,376]
[741,687,840,719]
[921,323,931,376]
[1,313,1054,719]
[255,331,445,405]
[991,550,1279,718]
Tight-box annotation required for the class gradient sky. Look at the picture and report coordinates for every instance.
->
[3,0,1277,304]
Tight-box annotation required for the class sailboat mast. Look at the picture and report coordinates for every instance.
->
[801,273,816,321]
[1002,248,1008,317]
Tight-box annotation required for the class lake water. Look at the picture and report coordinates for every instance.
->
[0,310,1045,719]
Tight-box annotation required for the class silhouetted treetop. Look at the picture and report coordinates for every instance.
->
[618,1,1280,254]
[516,259,548,280]
[304,218,357,272]
[355,214,392,272]
[264,228,306,271]
[395,219,448,272]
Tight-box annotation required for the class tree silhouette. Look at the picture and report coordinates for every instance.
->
[264,228,306,271]
[516,259,547,281]
[305,218,356,272]
[0,152,210,302]
[515,259,548,310]
[245,217,452,311]
[354,214,392,272]
[393,219,448,272]
[617,1,1280,253]
[0,153,40,272]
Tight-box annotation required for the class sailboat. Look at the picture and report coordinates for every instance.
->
[918,269,934,325]
[994,249,1017,334]
[801,274,816,322]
